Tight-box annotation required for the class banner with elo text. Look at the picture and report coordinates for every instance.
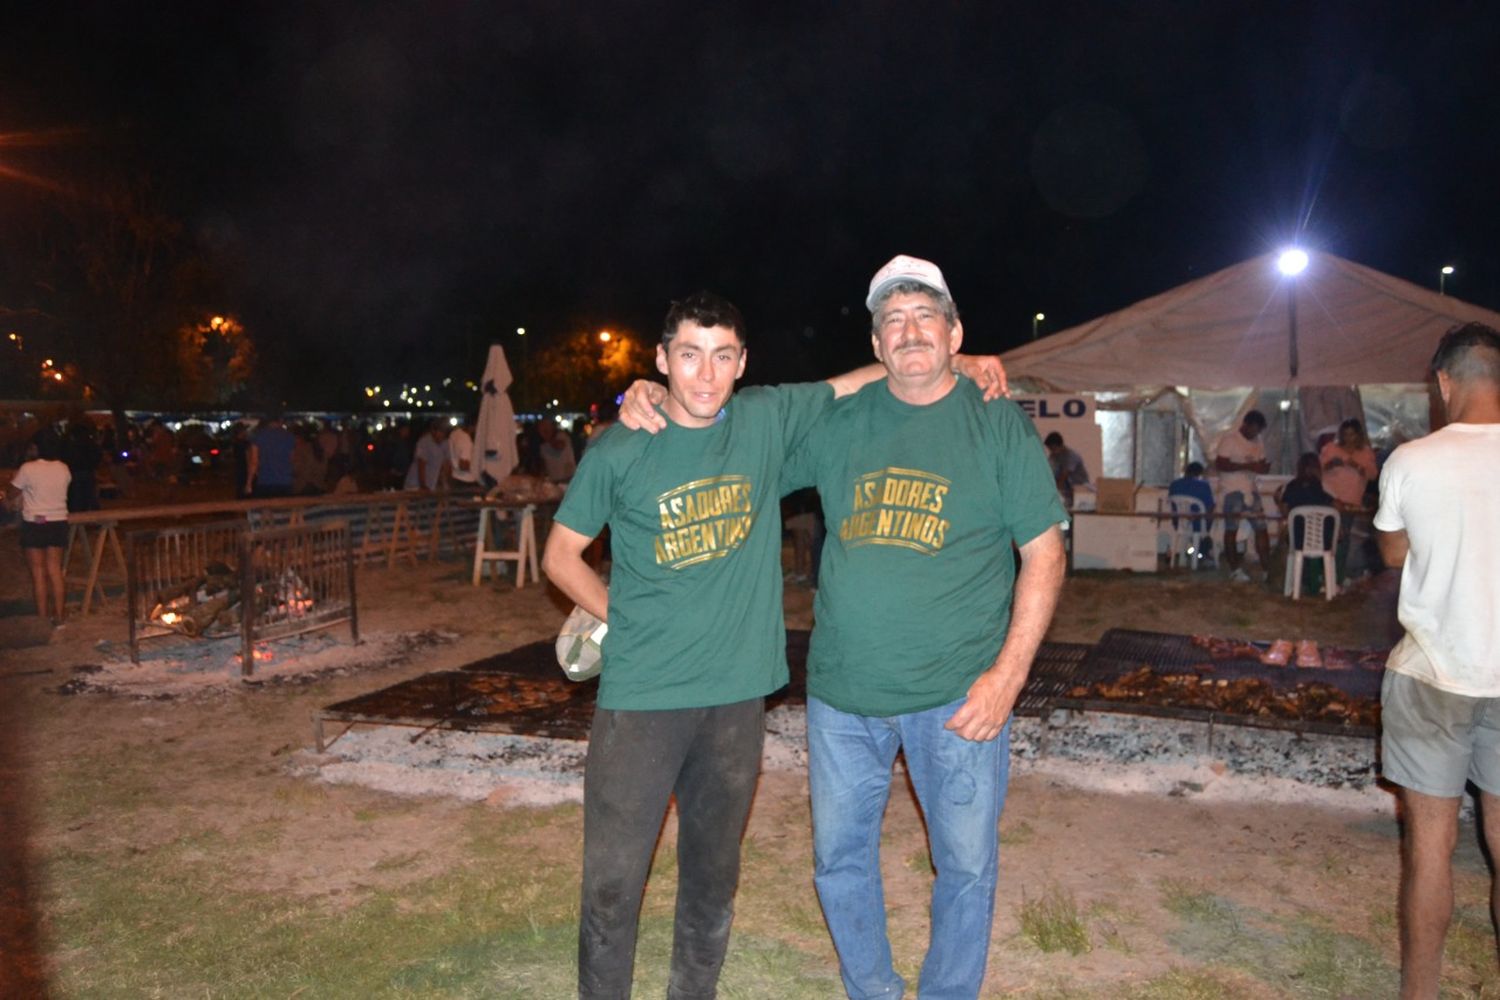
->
[1014,394,1102,488]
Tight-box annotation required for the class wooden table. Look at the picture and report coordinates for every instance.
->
[469,500,542,588]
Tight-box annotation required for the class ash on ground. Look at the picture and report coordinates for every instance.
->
[304,704,1404,816]
[1012,710,1394,814]
[56,628,458,700]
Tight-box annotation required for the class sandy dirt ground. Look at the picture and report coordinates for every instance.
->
[0,521,1473,997]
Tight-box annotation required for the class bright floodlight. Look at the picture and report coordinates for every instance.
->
[1442,266,1455,275]
[1277,248,1309,276]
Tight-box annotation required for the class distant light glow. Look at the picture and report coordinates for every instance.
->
[1441,265,1455,276]
[1279,399,1292,411]
[598,331,612,342]
[1277,248,1309,276]
[1034,312,1045,321]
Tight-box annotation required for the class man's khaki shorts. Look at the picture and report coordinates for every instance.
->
[1382,670,1500,798]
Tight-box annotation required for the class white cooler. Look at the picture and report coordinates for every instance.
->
[1071,514,1159,572]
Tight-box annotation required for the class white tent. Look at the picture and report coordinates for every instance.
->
[1004,250,1500,391]
[472,344,519,485]
[1002,250,1500,480]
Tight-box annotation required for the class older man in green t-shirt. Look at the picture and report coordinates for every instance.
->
[784,255,1068,999]
[545,291,1006,999]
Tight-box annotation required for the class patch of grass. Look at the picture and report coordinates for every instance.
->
[1285,920,1394,998]
[41,741,159,826]
[1156,878,1398,998]
[1121,967,1262,999]
[1001,819,1036,845]
[271,780,331,807]
[1019,886,1091,955]
[1158,878,1238,928]
[371,850,425,872]
[1316,850,1354,879]
[45,802,591,998]
[1088,901,1133,953]
[1442,904,1499,994]
[777,899,831,941]
[1367,903,1397,938]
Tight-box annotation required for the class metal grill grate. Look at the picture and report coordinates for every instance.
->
[1063,627,1381,736]
[1016,642,1093,716]
[127,520,249,656]
[315,634,1107,747]
[126,519,358,675]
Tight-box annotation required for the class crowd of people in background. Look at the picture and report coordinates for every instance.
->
[0,409,615,509]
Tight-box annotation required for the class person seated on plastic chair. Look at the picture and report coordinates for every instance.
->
[1167,460,1216,567]
[1276,452,1336,595]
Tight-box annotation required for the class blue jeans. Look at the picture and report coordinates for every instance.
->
[808,696,1010,1000]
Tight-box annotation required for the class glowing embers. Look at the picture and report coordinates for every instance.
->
[148,563,317,638]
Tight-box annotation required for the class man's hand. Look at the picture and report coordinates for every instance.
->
[619,380,668,434]
[953,355,1009,401]
[946,525,1066,742]
[946,666,1025,742]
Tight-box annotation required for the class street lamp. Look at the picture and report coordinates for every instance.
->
[1031,312,1045,341]
[1440,265,1455,296]
[598,330,612,343]
[514,327,529,410]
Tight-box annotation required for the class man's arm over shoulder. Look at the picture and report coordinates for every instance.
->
[945,525,1066,741]
[616,354,1009,434]
[827,353,1007,400]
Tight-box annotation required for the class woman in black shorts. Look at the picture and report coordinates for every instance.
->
[7,430,72,627]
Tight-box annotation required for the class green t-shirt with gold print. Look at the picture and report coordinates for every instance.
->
[784,377,1066,717]
[555,383,832,711]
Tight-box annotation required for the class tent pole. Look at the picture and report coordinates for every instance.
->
[1288,282,1300,380]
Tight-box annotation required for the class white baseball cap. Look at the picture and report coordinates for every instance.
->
[866,254,952,312]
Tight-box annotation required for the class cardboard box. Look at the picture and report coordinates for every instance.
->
[1094,478,1136,514]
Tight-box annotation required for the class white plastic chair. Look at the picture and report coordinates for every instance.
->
[1283,505,1340,600]
[1165,497,1210,570]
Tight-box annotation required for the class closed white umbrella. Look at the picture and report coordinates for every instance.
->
[472,344,519,485]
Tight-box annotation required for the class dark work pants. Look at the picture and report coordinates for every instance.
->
[578,698,764,1000]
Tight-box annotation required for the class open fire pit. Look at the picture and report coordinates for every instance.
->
[127,519,358,674]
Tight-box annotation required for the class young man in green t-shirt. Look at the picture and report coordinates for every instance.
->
[783,255,1068,999]
[547,292,1005,998]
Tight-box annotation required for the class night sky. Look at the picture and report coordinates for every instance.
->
[4,1,1500,397]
